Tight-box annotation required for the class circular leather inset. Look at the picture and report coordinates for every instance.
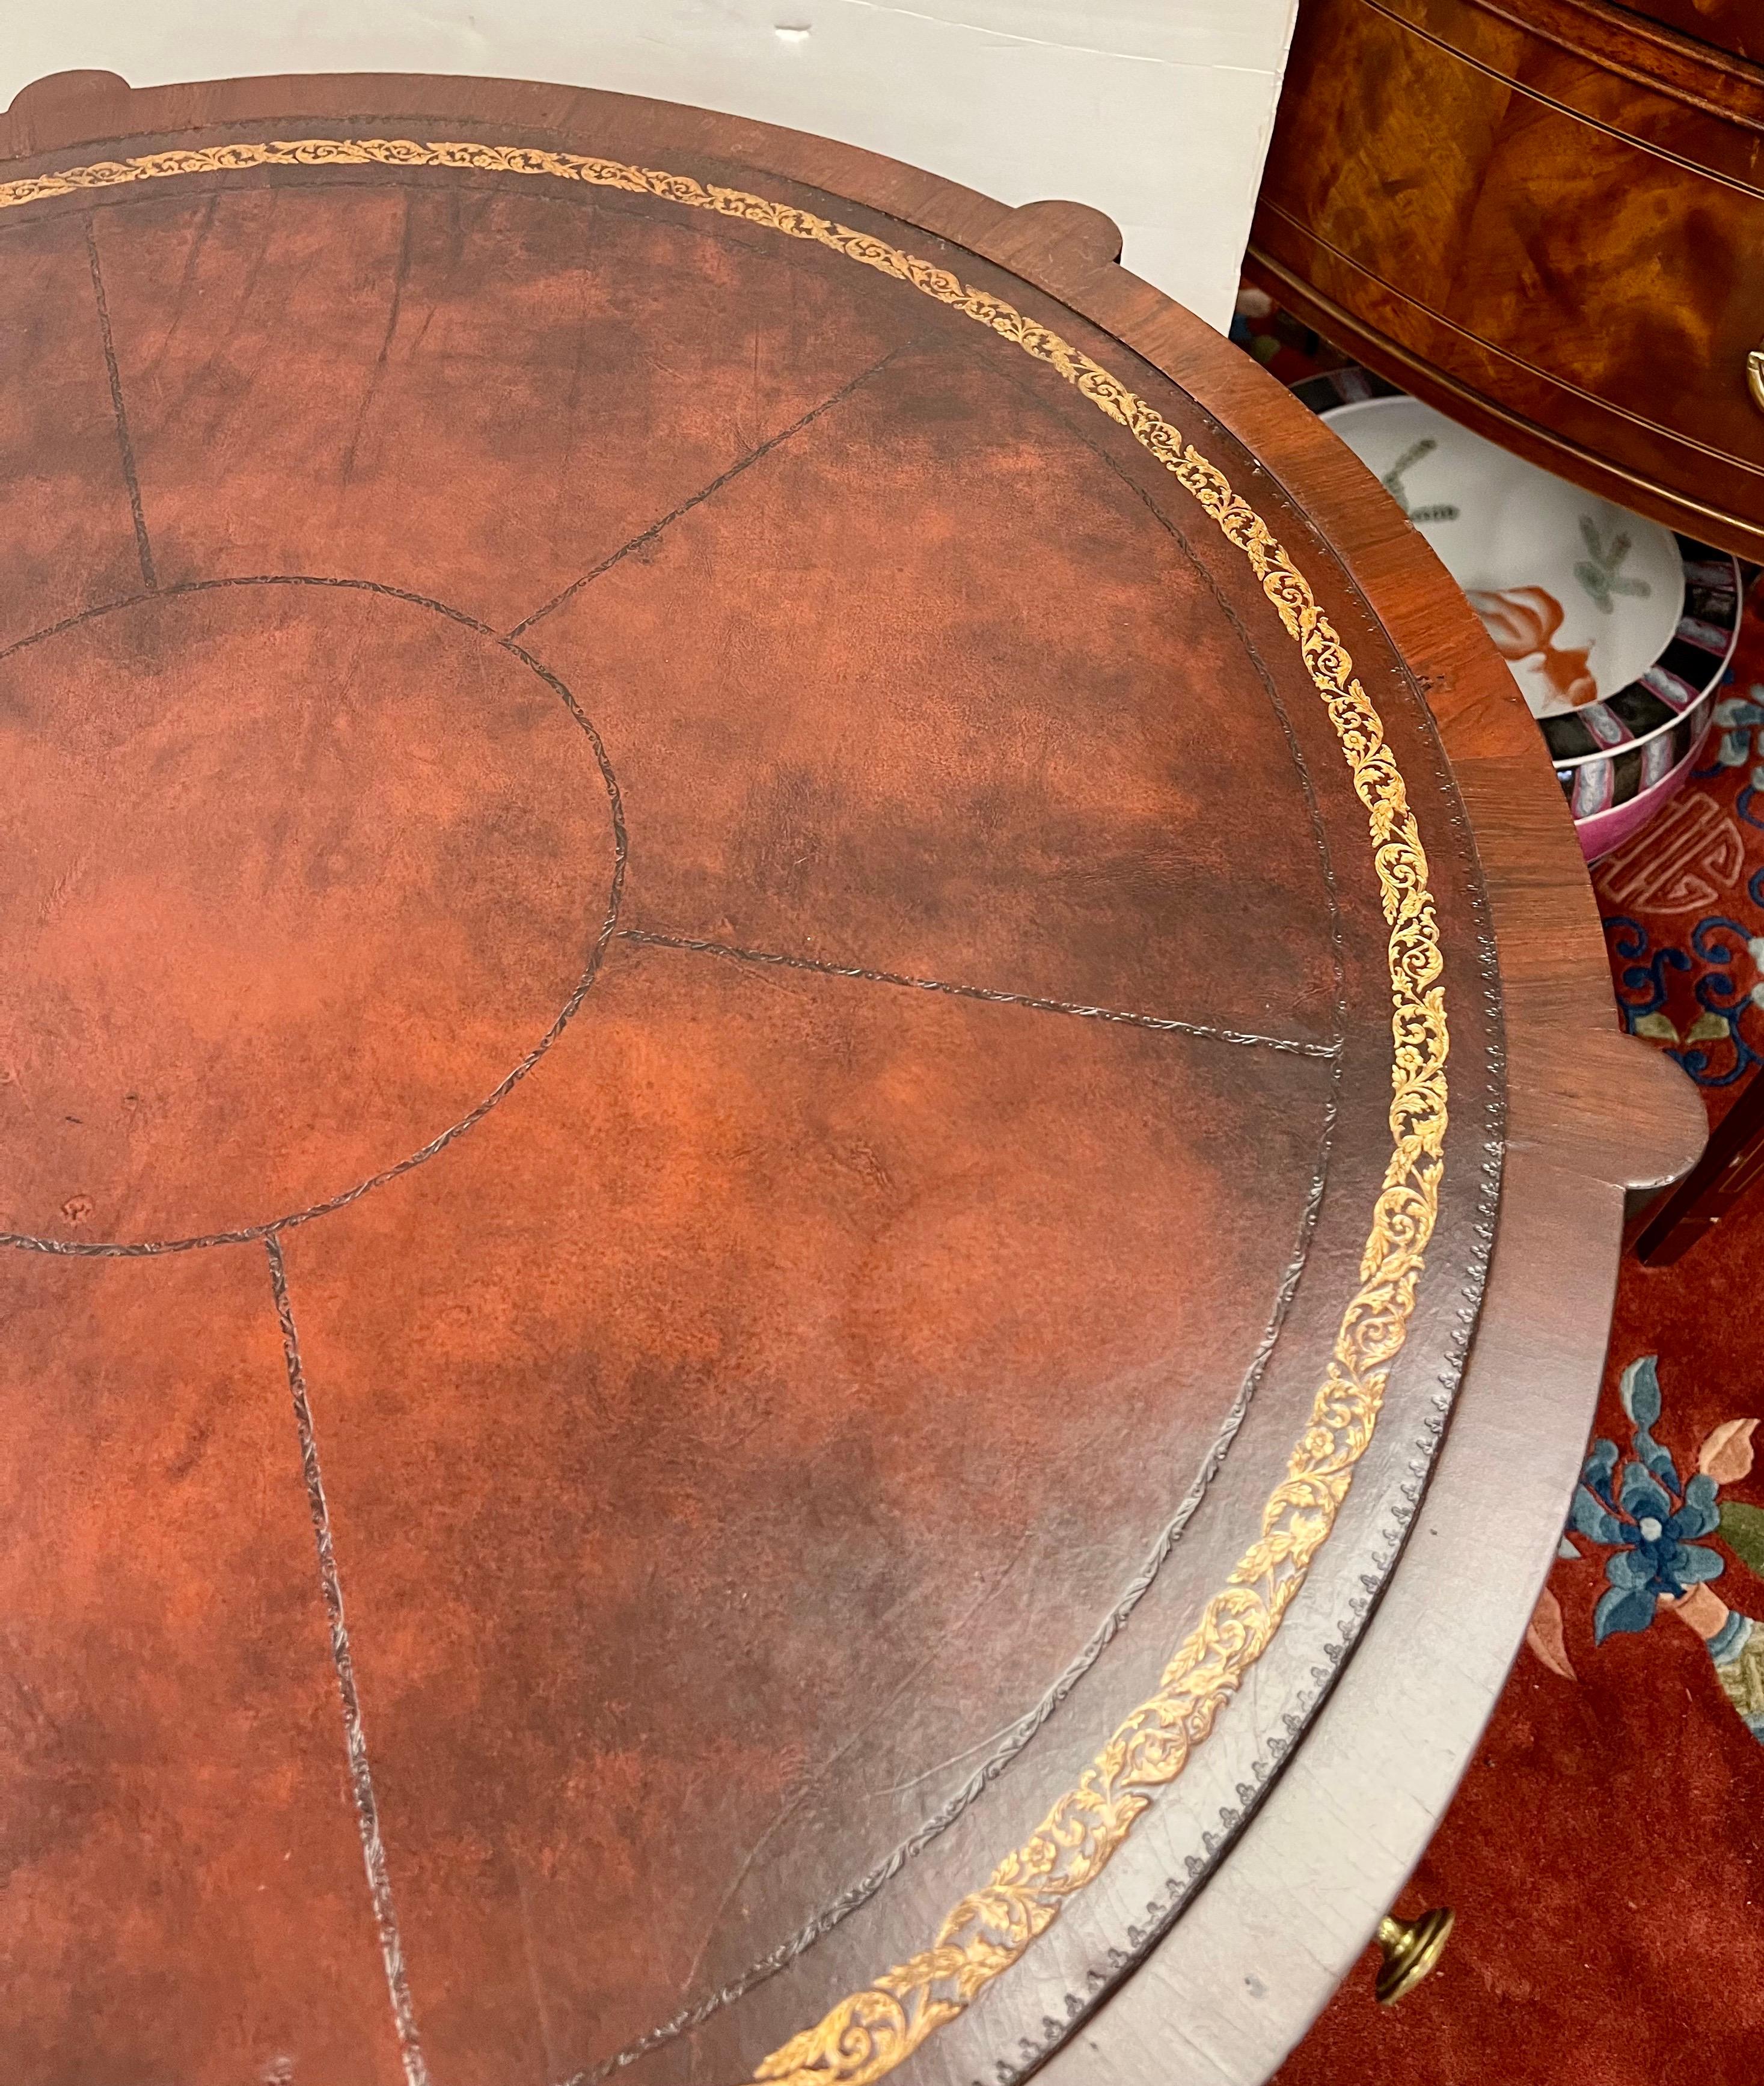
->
[0,577,622,1247]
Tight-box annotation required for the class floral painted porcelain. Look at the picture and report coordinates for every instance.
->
[1316,390,1741,861]
[1322,396,1686,717]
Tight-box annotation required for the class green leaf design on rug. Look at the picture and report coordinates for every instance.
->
[1632,1011,1680,1044]
[1720,1499,1764,1578]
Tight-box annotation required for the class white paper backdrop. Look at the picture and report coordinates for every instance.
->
[0,0,1297,329]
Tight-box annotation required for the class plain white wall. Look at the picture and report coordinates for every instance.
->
[0,1,1298,329]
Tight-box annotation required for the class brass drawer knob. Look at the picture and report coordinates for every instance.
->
[1749,347,1764,417]
[1375,1907,1455,2004]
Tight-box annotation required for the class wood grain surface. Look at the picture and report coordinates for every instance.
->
[1250,0,1764,561]
[1619,0,1764,63]
[0,65,1703,2086]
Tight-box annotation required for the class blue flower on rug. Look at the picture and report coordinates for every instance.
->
[1535,1356,1764,1748]
[1570,1357,1724,1639]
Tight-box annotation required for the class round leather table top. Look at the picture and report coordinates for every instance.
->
[0,67,1693,2086]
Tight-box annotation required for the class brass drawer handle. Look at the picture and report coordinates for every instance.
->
[1750,347,1764,416]
[1375,1907,1454,2004]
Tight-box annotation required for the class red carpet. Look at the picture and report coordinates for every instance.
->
[1274,587,1764,2082]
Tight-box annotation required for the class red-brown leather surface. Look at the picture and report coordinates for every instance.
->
[281,952,1326,2073]
[0,117,1501,2086]
[0,215,145,629]
[2,578,617,1243]
[0,1245,404,2083]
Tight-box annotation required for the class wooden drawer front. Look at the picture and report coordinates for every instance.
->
[1616,0,1764,65]
[1254,0,1764,551]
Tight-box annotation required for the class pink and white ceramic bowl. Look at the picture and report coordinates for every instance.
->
[1572,712,1717,864]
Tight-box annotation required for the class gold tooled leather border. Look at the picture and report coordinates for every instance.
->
[0,139,1450,2086]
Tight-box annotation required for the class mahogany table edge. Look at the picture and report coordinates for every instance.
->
[0,66,1709,2086]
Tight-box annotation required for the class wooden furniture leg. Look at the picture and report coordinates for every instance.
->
[1632,1070,1764,1264]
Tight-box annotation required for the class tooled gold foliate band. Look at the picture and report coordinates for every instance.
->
[0,138,1451,2084]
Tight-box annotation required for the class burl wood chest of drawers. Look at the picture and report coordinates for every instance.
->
[1249,0,1764,560]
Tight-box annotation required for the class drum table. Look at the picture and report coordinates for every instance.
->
[0,67,1703,2086]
